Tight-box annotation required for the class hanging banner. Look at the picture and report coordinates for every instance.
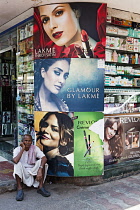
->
[34,58,104,112]
[34,2,107,59]
[104,114,140,166]
[34,111,104,177]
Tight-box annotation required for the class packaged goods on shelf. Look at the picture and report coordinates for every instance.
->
[118,28,128,36]
[111,17,123,26]
[133,78,140,87]
[106,25,118,34]
[122,20,132,27]
[105,49,112,61]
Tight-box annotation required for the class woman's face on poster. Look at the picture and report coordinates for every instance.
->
[41,60,69,94]
[105,122,117,140]
[39,3,80,47]
[40,114,60,148]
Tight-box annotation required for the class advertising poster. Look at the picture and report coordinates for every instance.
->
[34,58,104,112]
[34,111,74,177]
[104,114,140,166]
[74,112,104,176]
[34,111,104,177]
[121,115,140,161]
[34,2,106,59]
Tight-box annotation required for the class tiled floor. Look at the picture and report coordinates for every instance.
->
[0,160,14,181]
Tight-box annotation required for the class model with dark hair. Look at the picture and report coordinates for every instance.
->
[36,112,74,176]
[104,117,123,166]
[34,58,71,111]
[34,3,106,58]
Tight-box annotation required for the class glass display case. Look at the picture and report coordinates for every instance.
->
[105,16,140,114]
[16,18,34,144]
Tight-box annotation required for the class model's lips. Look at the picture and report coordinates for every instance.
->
[108,134,113,139]
[42,135,50,140]
[54,85,62,90]
[52,31,63,39]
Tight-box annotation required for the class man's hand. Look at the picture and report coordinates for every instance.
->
[36,168,43,182]
[20,142,26,150]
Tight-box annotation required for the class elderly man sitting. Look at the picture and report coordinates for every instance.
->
[13,134,50,201]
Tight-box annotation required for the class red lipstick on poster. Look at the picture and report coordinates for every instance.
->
[52,31,63,39]
[75,44,86,58]
[81,30,93,58]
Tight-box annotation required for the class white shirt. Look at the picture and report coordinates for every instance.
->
[13,145,45,168]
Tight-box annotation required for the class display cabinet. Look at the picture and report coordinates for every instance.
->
[105,16,140,114]
[16,18,34,143]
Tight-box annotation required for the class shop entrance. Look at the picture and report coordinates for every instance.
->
[0,46,17,161]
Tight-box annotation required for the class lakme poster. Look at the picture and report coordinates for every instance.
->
[34,2,107,59]
[74,112,104,176]
[34,58,104,112]
[104,114,140,167]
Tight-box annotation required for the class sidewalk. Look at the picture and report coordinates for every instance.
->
[1,171,140,209]
[1,156,140,209]
[0,156,16,194]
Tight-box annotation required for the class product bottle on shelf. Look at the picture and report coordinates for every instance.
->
[138,55,140,64]
[135,53,138,64]
[129,54,132,64]
[113,50,118,62]
[124,54,129,63]
[132,54,136,64]
[118,54,121,63]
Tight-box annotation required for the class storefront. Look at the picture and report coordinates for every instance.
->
[0,28,17,160]
[0,1,140,183]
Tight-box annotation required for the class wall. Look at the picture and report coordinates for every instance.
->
[39,0,140,14]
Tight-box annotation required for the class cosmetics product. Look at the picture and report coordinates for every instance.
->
[88,135,91,155]
[132,54,136,64]
[138,55,140,64]
[113,50,118,62]
[135,53,138,64]
[84,141,94,157]
[75,44,86,58]
[118,54,121,63]
[83,130,88,150]
[81,30,93,58]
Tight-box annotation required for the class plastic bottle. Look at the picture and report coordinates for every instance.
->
[132,54,136,64]
[113,50,118,62]
[118,54,121,63]
[125,54,129,63]
[138,55,140,64]
[135,53,138,64]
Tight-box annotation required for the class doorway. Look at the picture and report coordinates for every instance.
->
[0,47,17,161]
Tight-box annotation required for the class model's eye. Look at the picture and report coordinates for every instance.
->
[64,73,69,80]
[41,122,49,128]
[52,126,59,132]
[54,70,60,76]
[42,17,49,24]
[55,10,63,16]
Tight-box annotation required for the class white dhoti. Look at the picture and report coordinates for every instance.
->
[13,159,48,188]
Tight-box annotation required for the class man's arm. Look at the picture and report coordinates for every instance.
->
[13,142,25,164]
[36,156,47,182]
